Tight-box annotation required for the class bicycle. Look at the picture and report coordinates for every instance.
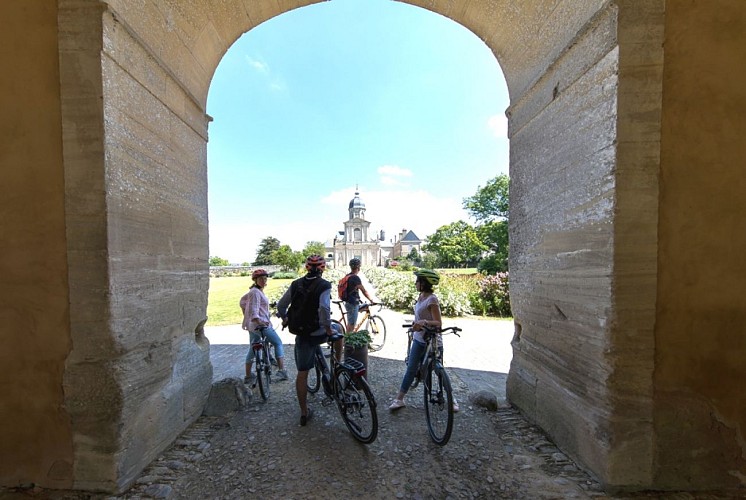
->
[306,332,378,443]
[332,300,387,352]
[250,327,275,401]
[402,323,462,446]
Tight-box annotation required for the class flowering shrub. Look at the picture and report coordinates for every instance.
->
[365,267,511,318]
[473,272,511,317]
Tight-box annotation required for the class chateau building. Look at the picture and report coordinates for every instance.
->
[325,190,423,268]
[327,190,386,268]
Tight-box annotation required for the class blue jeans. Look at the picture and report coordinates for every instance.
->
[399,339,445,394]
[345,301,359,330]
[245,325,284,363]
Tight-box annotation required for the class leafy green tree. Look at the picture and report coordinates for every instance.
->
[302,241,326,258]
[272,245,304,272]
[209,256,230,266]
[423,221,486,268]
[477,221,508,273]
[463,174,510,273]
[253,236,281,265]
[463,174,509,222]
[406,247,422,266]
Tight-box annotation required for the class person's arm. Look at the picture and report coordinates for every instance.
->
[357,283,373,302]
[318,287,333,335]
[276,285,293,328]
[247,290,263,331]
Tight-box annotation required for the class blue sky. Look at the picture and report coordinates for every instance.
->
[207,0,509,264]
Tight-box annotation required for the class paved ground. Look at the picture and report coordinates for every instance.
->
[207,309,514,403]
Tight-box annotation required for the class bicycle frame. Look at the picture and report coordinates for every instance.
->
[251,328,273,400]
[332,300,381,331]
[310,333,378,444]
[402,324,461,445]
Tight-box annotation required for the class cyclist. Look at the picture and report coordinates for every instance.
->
[277,255,340,426]
[241,269,289,383]
[388,269,459,412]
[342,257,374,333]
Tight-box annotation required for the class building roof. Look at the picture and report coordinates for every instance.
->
[400,230,421,242]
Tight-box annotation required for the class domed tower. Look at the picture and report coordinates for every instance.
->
[344,189,371,243]
[348,190,366,220]
[330,188,385,268]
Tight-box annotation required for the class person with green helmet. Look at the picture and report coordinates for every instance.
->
[389,269,459,412]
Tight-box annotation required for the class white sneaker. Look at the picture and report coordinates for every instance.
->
[275,370,288,381]
[389,399,406,411]
[452,398,460,413]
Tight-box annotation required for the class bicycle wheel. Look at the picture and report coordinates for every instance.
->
[365,315,387,352]
[306,356,321,394]
[423,363,454,445]
[334,367,378,444]
[256,348,271,401]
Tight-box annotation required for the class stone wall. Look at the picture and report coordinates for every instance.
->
[1,0,745,494]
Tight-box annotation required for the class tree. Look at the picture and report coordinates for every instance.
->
[477,221,508,274]
[272,245,304,272]
[253,236,281,265]
[463,174,510,273]
[302,241,326,258]
[423,221,486,268]
[463,174,509,223]
[406,247,422,266]
[209,256,229,266]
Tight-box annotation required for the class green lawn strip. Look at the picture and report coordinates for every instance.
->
[207,277,292,326]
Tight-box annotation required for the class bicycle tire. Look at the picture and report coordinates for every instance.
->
[334,367,378,444]
[366,315,386,352]
[423,363,454,445]
[306,355,321,394]
[256,348,271,401]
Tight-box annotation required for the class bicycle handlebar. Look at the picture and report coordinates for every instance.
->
[401,324,462,336]
[333,300,384,310]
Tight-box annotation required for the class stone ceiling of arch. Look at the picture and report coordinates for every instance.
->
[104,0,609,108]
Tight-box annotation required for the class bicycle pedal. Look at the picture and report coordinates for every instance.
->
[321,397,333,407]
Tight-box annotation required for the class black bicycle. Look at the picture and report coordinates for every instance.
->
[250,327,274,401]
[307,333,378,443]
[403,323,461,445]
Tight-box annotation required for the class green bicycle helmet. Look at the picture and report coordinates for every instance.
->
[413,268,440,286]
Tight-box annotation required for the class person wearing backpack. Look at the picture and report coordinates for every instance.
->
[340,258,374,333]
[276,254,340,426]
[240,269,289,384]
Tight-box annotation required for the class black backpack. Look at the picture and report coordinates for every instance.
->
[286,278,326,335]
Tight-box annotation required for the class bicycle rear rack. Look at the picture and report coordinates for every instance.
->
[341,358,366,377]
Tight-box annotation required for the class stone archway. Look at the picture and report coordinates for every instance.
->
[2,0,745,494]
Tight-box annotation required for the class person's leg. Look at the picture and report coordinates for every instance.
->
[390,339,426,409]
[244,330,261,383]
[294,337,316,424]
[344,302,359,333]
[296,369,309,413]
[264,326,287,377]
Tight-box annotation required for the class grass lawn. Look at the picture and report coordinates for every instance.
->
[207,277,292,326]
[437,268,478,275]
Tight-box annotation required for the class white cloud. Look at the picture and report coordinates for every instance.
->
[245,56,286,92]
[245,56,269,74]
[487,114,508,138]
[377,165,413,177]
